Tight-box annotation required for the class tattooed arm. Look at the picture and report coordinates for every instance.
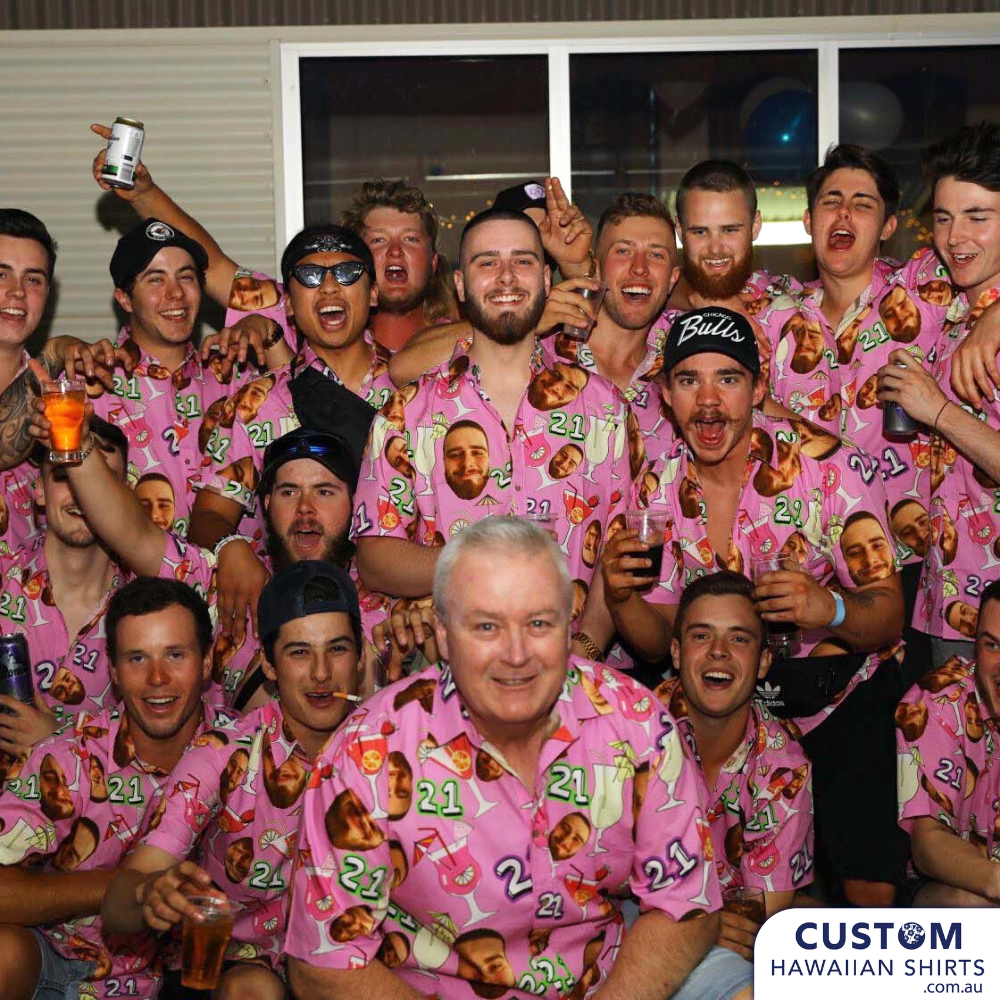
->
[0,344,66,471]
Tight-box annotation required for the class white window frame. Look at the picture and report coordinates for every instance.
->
[277,22,992,269]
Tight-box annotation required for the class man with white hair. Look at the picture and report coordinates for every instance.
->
[285,517,748,999]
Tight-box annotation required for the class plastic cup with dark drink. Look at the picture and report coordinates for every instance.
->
[561,280,607,342]
[722,886,766,927]
[751,554,801,656]
[181,896,235,990]
[516,511,558,542]
[624,510,669,583]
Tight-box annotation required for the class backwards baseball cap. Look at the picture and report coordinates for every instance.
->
[110,219,209,290]
[662,306,761,377]
[280,225,375,288]
[259,427,359,498]
[258,561,361,649]
[492,181,547,215]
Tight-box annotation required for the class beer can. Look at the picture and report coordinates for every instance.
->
[883,363,919,438]
[0,633,33,704]
[100,117,145,190]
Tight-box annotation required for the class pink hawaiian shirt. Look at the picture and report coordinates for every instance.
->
[352,341,630,639]
[915,282,1000,640]
[896,657,1000,862]
[839,250,954,566]
[225,269,295,349]
[639,410,902,735]
[0,703,220,999]
[284,659,718,998]
[655,678,814,893]
[144,699,316,972]
[89,328,250,538]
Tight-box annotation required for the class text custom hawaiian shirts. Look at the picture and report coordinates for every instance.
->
[896,657,1000,862]
[916,282,1000,640]
[143,699,314,972]
[838,250,953,565]
[639,411,902,735]
[655,679,814,894]
[284,659,718,999]
[0,703,220,999]
[351,341,630,638]
[89,327,248,538]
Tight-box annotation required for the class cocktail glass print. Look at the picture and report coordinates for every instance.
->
[41,379,86,463]
[655,728,688,813]
[304,872,340,957]
[346,715,392,820]
[820,461,862,515]
[426,734,497,818]
[903,438,931,499]
[413,424,439,497]
[416,824,496,927]
[958,493,1000,570]
[413,923,451,969]
[588,763,626,854]
[580,413,612,485]
[564,864,610,918]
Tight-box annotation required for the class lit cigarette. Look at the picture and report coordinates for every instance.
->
[331,692,364,703]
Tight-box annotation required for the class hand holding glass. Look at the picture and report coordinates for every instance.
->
[722,886,766,927]
[624,510,669,581]
[751,554,801,654]
[181,895,235,990]
[41,379,86,463]
[561,280,607,342]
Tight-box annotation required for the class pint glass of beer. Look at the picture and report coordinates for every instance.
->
[722,885,766,927]
[40,379,86,464]
[181,895,235,990]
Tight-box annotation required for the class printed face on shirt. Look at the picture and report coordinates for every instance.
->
[262,611,361,750]
[878,286,921,343]
[779,531,809,567]
[434,547,572,745]
[53,817,99,872]
[220,747,250,805]
[39,753,74,821]
[840,512,894,586]
[444,421,491,499]
[325,788,385,851]
[386,751,413,819]
[670,592,769,721]
[225,835,255,883]
[234,375,276,424]
[0,234,50,348]
[384,436,415,480]
[974,598,1000,719]
[263,457,353,566]
[783,313,825,374]
[932,177,1000,299]
[918,279,954,307]
[88,755,108,803]
[891,499,930,557]
[362,206,438,315]
[114,246,201,351]
[378,931,411,969]
[946,600,979,639]
[261,737,308,810]
[475,749,505,782]
[548,443,584,480]
[804,166,896,280]
[135,474,176,531]
[455,930,516,995]
[285,249,376,353]
[664,352,766,469]
[527,362,590,412]
[582,520,602,569]
[229,274,280,312]
[677,187,760,299]
[455,216,550,346]
[49,666,86,705]
[389,839,409,888]
[596,214,678,331]
[110,603,212,747]
[331,904,376,943]
[791,419,841,461]
[380,382,419,432]
[548,811,591,860]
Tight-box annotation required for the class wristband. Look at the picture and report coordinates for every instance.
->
[571,630,605,663]
[827,589,846,629]
[213,533,253,559]
[78,436,96,463]
[933,399,951,433]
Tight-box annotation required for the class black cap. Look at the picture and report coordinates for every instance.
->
[492,181,547,215]
[280,225,375,288]
[662,307,761,377]
[110,219,209,290]
[259,427,359,498]
[257,561,361,645]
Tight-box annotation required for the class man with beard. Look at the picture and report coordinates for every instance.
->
[353,209,629,644]
[102,562,366,1000]
[0,577,217,1000]
[601,305,907,908]
[895,578,1000,906]
[45,411,366,712]
[654,572,812,979]
[443,421,490,500]
[0,417,132,755]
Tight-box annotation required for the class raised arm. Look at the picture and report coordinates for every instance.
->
[355,537,440,598]
[92,123,238,307]
[0,867,115,925]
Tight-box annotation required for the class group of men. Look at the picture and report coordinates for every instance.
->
[0,115,998,1000]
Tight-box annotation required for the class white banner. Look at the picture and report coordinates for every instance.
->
[755,908,1000,998]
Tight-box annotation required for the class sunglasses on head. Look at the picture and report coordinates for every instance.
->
[291,261,369,288]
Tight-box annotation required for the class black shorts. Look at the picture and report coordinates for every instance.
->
[800,659,910,884]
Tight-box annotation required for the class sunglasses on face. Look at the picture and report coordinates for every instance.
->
[291,261,369,288]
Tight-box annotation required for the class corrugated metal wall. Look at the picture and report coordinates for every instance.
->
[1,36,276,342]
[2,1,998,29]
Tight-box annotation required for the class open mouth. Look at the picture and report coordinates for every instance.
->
[0,307,27,322]
[828,228,855,251]
[143,695,179,714]
[492,675,537,689]
[702,670,735,690]
[950,252,978,270]
[693,415,727,448]
[488,292,526,308]
[317,303,347,331]
[159,308,188,322]
[384,264,408,285]
[621,283,653,304]
[291,525,324,552]
[65,505,84,517]
[701,257,732,271]
[305,690,336,707]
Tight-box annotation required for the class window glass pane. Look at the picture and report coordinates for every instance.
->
[570,51,818,278]
[840,45,1000,263]
[300,55,549,262]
